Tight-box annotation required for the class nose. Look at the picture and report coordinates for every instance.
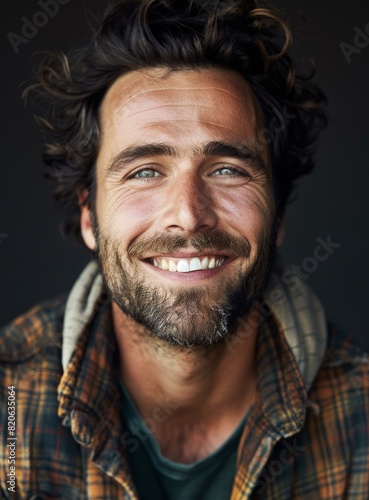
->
[158,173,218,235]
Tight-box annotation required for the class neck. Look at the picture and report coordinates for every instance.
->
[112,301,258,423]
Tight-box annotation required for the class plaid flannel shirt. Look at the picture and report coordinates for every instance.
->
[0,293,368,499]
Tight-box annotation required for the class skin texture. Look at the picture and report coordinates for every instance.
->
[80,67,281,462]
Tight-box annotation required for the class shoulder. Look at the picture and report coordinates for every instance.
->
[320,320,369,379]
[0,293,68,407]
[0,296,85,499]
[324,320,368,405]
[308,321,369,445]
[312,320,369,395]
[0,294,67,394]
[0,294,67,365]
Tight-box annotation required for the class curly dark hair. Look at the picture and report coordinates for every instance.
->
[25,0,327,246]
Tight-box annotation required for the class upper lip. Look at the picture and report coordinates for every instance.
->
[141,250,236,260]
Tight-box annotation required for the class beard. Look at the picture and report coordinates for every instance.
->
[91,215,277,349]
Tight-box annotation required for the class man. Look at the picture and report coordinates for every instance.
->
[0,0,368,498]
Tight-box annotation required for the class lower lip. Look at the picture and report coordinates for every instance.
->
[140,258,234,282]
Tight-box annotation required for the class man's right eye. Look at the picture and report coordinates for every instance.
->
[132,168,160,178]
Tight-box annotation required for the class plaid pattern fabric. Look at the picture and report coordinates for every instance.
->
[0,294,368,499]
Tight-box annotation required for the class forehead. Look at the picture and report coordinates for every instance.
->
[98,67,264,144]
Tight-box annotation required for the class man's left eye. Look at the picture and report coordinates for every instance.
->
[213,167,243,176]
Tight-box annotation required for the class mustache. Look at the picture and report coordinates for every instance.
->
[128,230,251,259]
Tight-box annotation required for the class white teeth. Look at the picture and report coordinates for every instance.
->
[169,260,177,272]
[201,256,209,269]
[151,256,226,272]
[177,259,190,273]
[189,257,202,271]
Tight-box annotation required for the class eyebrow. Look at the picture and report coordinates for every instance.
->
[202,142,267,173]
[105,141,267,178]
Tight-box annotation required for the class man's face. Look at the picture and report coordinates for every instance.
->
[81,67,279,347]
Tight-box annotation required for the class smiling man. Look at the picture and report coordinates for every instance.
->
[88,68,276,350]
[1,1,368,499]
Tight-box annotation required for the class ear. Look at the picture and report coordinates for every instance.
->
[276,217,285,248]
[78,189,96,251]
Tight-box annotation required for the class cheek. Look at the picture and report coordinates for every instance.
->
[97,186,164,238]
[214,186,275,235]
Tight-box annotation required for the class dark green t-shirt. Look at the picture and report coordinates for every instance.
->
[120,381,251,500]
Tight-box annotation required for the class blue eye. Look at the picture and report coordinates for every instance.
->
[134,169,160,178]
[214,167,236,175]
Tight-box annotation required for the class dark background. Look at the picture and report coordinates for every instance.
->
[0,0,368,345]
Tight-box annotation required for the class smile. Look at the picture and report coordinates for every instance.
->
[150,255,227,273]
